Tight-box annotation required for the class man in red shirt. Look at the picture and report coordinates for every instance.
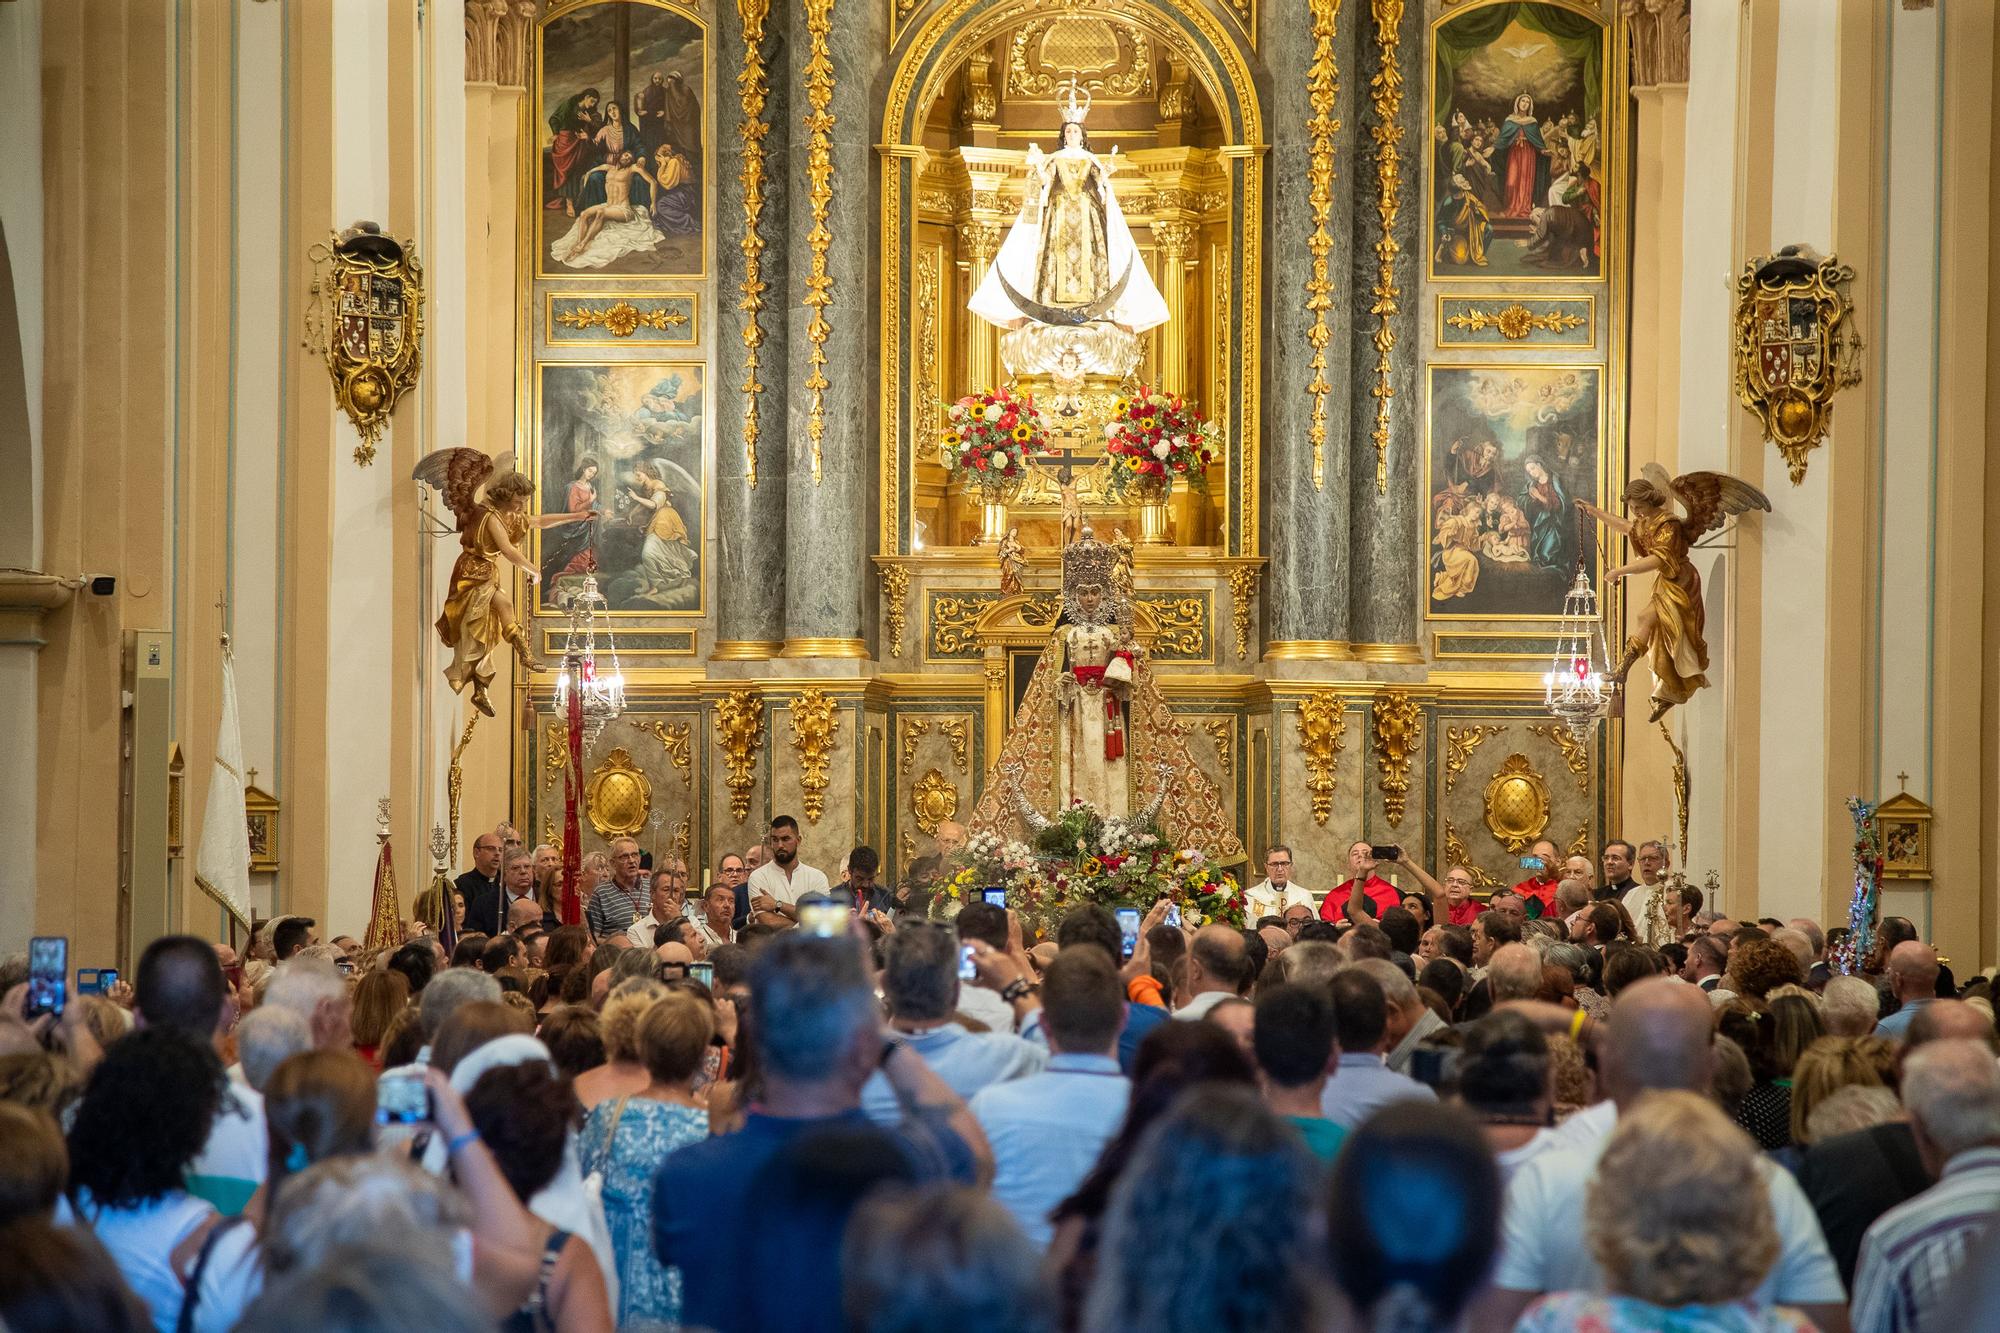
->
[1508,839,1562,919]
[1441,865,1483,926]
[1321,841,1405,924]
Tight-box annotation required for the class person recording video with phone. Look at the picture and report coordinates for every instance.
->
[1323,842,1449,926]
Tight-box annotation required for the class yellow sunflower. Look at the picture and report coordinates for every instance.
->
[970,403,986,420]
[1081,856,1105,875]
[1011,424,1032,443]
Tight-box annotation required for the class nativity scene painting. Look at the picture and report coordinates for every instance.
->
[1427,365,1600,619]
[1431,1,1607,280]
[536,362,705,614]
[538,0,705,277]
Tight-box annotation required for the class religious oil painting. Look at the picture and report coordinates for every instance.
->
[538,0,705,278]
[1430,1,1608,281]
[1426,365,1601,620]
[537,362,705,615]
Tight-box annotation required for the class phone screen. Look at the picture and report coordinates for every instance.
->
[1164,903,1182,929]
[1370,845,1402,863]
[798,900,848,937]
[981,887,1008,908]
[375,1075,432,1126]
[688,960,715,988]
[1519,855,1544,871]
[1115,908,1141,960]
[26,937,66,1019]
[959,944,978,981]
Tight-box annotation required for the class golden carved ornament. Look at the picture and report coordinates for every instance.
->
[555,300,688,338]
[911,768,960,836]
[1733,247,1862,485]
[1659,717,1690,869]
[543,722,569,793]
[1567,822,1591,859]
[1444,303,1585,341]
[897,717,931,776]
[800,0,837,486]
[1140,596,1206,659]
[1443,820,1499,890]
[1527,723,1590,794]
[787,690,840,823]
[1301,0,1341,492]
[1443,723,1501,793]
[1226,567,1259,660]
[938,718,971,771]
[1296,692,1349,826]
[302,224,425,465]
[879,564,911,657]
[1007,17,1152,99]
[929,594,991,657]
[737,0,774,489]
[1370,690,1423,829]
[673,812,693,866]
[713,689,766,824]
[1366,0,1405,494]
[913,247,941,456]
[1150,217,1198,261]
[1481,754,1551,855]
[585,747,652,837]
[645,719,694,789]
[541,814,563,865]
[1203,719,1235,782]
[1022,593,1063,628]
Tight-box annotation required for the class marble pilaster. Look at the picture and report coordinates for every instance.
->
[1346,0,1423,658]
[713,0,789,654]
[782,0,883,656]
[1260,0,1359,655]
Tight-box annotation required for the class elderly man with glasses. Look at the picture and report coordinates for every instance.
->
[1245,844,1317,921]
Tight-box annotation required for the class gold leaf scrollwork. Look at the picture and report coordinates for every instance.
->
[1443,820,1499,890]
[1302,0,1341,492]
[1006,18,1152,98]
[880,564,911,657]
[929,595,990,657]
[1022,593,1062,627]
[1227,567,1259,660]
[1444,303,1586,341]
[788,689,839,823]
[1203,719,1235,782]
[1567,821,1591,859]
[1370,690,1423,829]
[1443,723,1501,793]
[911,768,960,836]
[1139,596,1206,660]
[1527,723,1590,794]
[1733,248,1862,485]
[1296,692,1348,826]
[736,0,773,490]
[1367,0,1405,494]
[543,722,569,794]
[585,747,651,837]
[713,689,766,824]
[554,300,688,338]
[644,720,694,789]
[938,718,971,772]
[1481,754,1551,855]
[674,813,693,866]
[897,716,931,776]
[800,0,837,486]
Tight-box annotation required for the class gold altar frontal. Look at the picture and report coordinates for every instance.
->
[507,0,1631,895]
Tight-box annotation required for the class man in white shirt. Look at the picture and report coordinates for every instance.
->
[972,949,1129,1246]
[1244,843,1316,920]
[623,869,689,951]
[1172,925,1251,1020]
[135,936,267,1215]
[691,878,736,952]
[861,921,1046,1122]
[1479,977,1848,1332]
[746,814,829,923]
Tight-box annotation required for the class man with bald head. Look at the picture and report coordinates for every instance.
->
[1904,998,1998,1053]
[1876,941,1942,1041]
[1172,925,1250,1020]
[1485,942,1543,1004]
[1484,978,1848,1331]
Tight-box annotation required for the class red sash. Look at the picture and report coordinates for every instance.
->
[1070,666,1126,761]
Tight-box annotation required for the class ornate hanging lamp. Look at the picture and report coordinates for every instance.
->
[1542,554,1615,747]
[553,574,623,926]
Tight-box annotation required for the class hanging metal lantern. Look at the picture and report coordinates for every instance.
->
[1543,564,1614,746]
[553,573,626,753]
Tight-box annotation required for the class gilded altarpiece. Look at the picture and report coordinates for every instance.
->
[502,0,1631,895]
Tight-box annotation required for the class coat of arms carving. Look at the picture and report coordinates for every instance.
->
[1733,245,1861,485]
[304,222,427,465]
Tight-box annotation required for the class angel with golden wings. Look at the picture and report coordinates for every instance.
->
[413,448,596,717]
[1577,463,1770,722]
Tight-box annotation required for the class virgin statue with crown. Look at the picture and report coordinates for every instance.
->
[969,527,1241,859]
[967,82,1169,335]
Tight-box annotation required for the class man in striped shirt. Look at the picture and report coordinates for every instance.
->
[1851,1038,2000,1333]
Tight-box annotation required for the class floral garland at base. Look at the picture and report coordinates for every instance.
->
[1831,796,1883,975]
[942,802,1245,928]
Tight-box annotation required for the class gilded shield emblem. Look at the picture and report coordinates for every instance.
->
[304,223,427,465]
[1733,246,1860,485]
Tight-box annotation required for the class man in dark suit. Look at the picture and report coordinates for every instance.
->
[456,831,504,937]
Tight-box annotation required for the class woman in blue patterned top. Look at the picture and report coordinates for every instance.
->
[580,991,713,1328]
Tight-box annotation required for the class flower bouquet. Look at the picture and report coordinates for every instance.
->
[1102,388,1217,502]
[942,388,1048,500]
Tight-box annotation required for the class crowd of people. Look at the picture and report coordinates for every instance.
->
[3,816,1998,1333]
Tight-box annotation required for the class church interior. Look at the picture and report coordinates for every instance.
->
[2,0,1997,977]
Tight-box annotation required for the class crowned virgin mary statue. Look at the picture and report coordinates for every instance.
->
[967,83,1170,338]
[969,528,1241,859]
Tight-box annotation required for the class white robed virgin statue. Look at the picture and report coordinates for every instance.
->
[969,528,1241,859]
[967,84,1169,335]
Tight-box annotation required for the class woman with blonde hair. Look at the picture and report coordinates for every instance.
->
[572,978,666,1111]
[1788,1035,1897,1147]
[1516,1091,1816,1332]
[348,968,409,1070]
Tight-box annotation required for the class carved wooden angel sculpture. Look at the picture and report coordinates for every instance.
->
[413,448,594,717]
[1577,463,1771,722]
